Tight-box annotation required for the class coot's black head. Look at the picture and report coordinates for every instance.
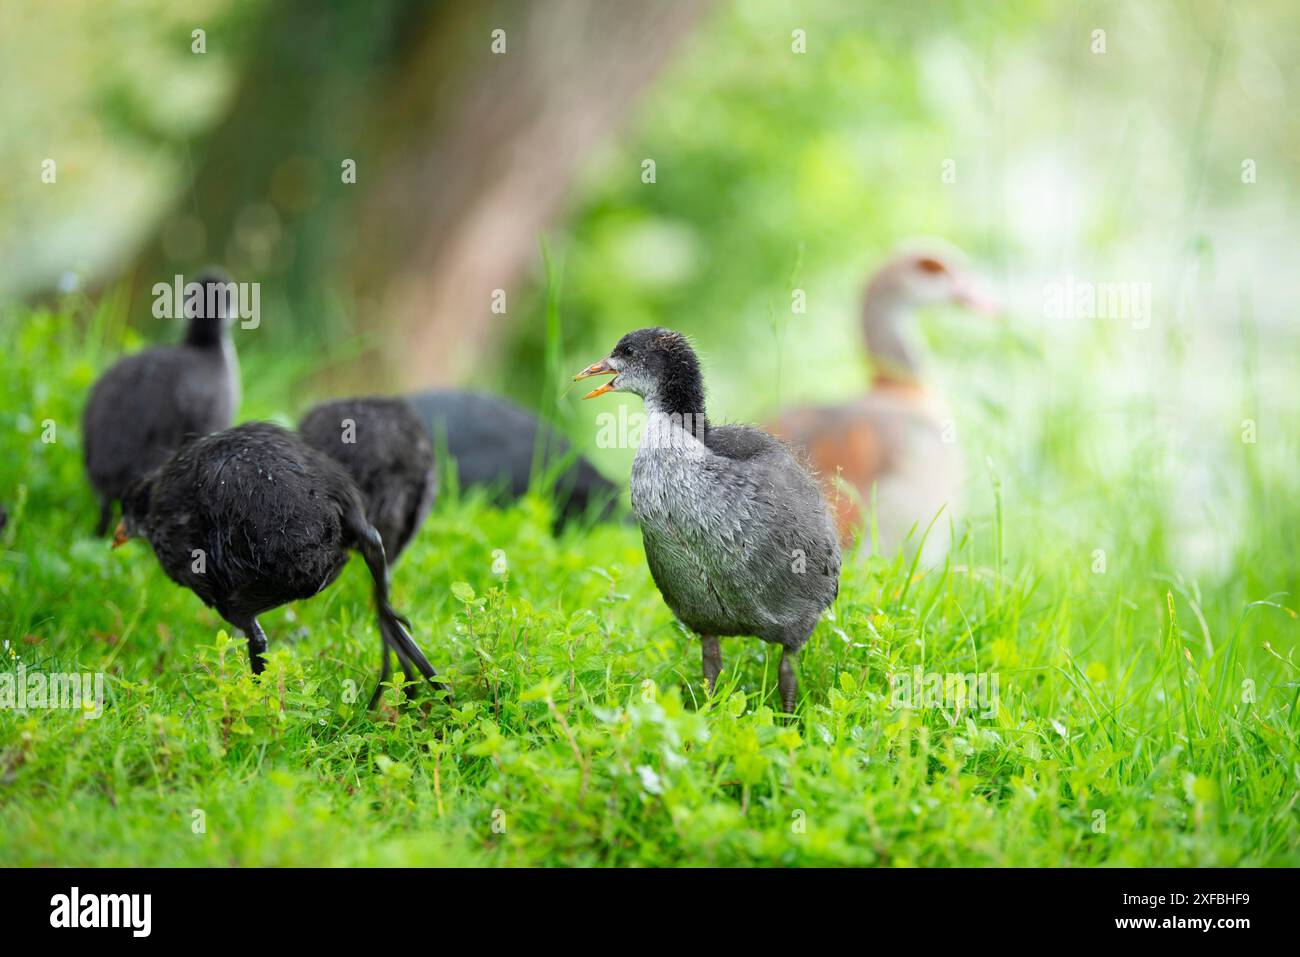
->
[574,327,705,417]
[113,474,156,548]
[183,268,234,347]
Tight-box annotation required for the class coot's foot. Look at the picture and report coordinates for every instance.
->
[367,646,429,707]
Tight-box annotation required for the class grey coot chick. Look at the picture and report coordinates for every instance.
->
[113,422,445,707]
[298,396,436,565]
[83,270,240,535]
[575,328,841,713]
[406,390,620,531]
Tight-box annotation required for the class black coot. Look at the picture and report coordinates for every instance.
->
[115,422,445,707]
[83,270,240,534]
[575,328,841,714]
[298,396,436,564]
[406,390,619,531]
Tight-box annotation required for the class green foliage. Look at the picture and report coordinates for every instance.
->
[2,306,1298,866]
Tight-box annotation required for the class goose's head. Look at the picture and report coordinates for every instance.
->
[871,246,998,315]
[861,244,999,384]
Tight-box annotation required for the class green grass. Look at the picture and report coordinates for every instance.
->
[2,302,1298,867]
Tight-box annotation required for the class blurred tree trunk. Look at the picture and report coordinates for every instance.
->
[353,0,706,387]
[128,0,707,388]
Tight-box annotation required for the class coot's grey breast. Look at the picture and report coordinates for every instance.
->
[637,423,839,647]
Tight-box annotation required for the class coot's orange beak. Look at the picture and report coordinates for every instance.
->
[111,522,129,549]
[573,357,617,399]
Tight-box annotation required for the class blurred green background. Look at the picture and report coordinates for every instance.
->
[3,0,1298,586]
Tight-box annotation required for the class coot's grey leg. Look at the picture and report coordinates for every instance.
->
[96,497,113,537]
[246,619,269,676]
[348,506,447,703]
[701,635,722,696]
[778,649,798,715]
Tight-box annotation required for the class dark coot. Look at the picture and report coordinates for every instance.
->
[406,390,620,531]
[298,396,436,564]
[575,328,841,714]
[114,422,445,707]
[83,270,240,535]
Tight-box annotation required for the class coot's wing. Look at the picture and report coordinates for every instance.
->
[409,391,539,499]
[703,423,783,461]
[365,400,437,557]
[702,424,841,597]
[393,456,438,558]
[409,390,620,528]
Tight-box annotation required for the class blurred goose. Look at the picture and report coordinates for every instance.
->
[576,328,840,714]
[768,246,996,557]
[83,270,239,535]
[407,390,620,531]
[299,396,436,565]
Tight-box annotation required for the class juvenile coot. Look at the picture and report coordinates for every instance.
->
[407,390,619,530]
[768,245,997,557]
[575,328,841,714]
[114,422,444,706]
[298,396,436,564]
[83,270,240,535]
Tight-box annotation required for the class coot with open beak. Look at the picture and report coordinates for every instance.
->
[575,328,840,714]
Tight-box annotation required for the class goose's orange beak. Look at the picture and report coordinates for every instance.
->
[573,357,617,399]
[953,280,1000,317]
[111,522,129,549]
